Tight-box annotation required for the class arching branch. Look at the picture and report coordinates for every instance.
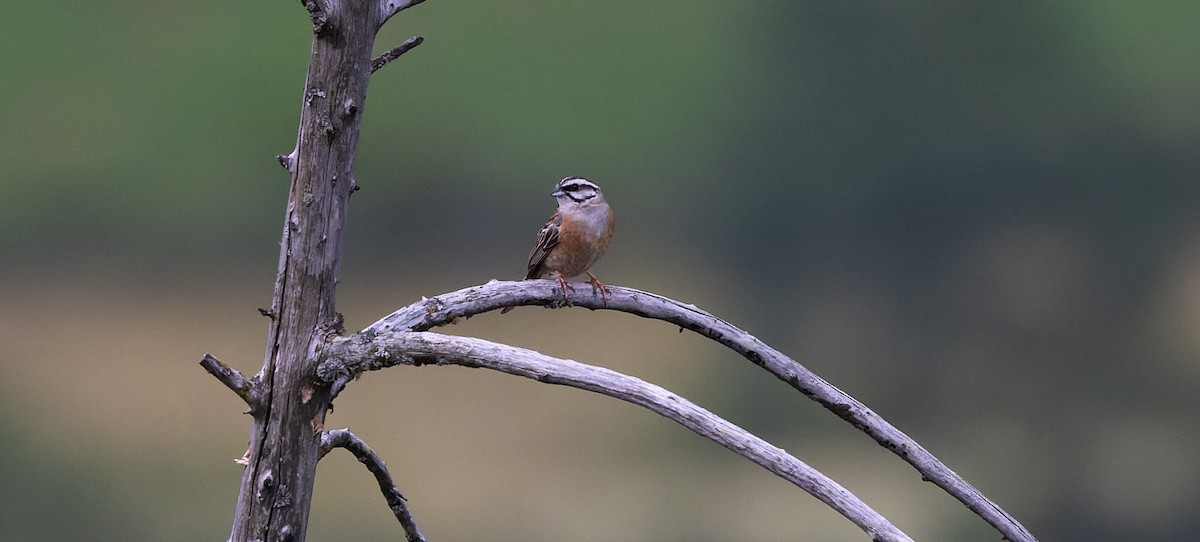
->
[318,331,914,542]
[320,429,425,542]
[348,280,1036,542]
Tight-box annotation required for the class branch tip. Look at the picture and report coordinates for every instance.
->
[200,353,257,410]
[371,36,424,74]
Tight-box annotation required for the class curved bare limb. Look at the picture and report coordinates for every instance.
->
[320,429,425,542]
[319,331,914,542]
[351,280,1037,542]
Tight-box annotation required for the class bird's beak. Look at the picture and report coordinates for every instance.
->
[551,189,565,197]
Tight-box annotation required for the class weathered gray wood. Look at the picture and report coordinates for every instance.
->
[199,353,257,410]
[372,36,424,73]
[346,280,1038,542]
[319,429,425,542]
[379,0,426,24]
[228,1,384,540]
[320,331,915,542]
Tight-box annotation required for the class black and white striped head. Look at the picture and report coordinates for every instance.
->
[551,176,603,205]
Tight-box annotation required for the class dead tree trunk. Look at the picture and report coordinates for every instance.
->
[204,1,414,540]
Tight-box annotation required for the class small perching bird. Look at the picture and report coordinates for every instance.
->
[502,177,615,313]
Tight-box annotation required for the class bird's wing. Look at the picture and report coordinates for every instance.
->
[524,210,562,279]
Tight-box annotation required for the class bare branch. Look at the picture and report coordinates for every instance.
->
[320,429,425,542]
[371,36,424,74]
[320,331,914,542]
[199,353,258,411]
[353,280,1037,542]
[380,0,427,25]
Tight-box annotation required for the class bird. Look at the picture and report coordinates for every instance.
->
[501,176,615,313]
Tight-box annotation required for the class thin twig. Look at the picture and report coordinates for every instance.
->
[320,429,425,542]
[199,353,258,411]
[371,36,424,73]
[320,332,913,542]
[351,280,1037,542]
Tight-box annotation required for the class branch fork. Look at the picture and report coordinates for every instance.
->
[205,278,1036,541]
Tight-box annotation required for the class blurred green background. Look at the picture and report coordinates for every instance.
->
[2,1,1198,540]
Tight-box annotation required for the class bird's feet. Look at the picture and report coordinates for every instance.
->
[554,271,573,307]
[586,272,609,306]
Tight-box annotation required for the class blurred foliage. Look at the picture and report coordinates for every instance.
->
[2,1,1199,541]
